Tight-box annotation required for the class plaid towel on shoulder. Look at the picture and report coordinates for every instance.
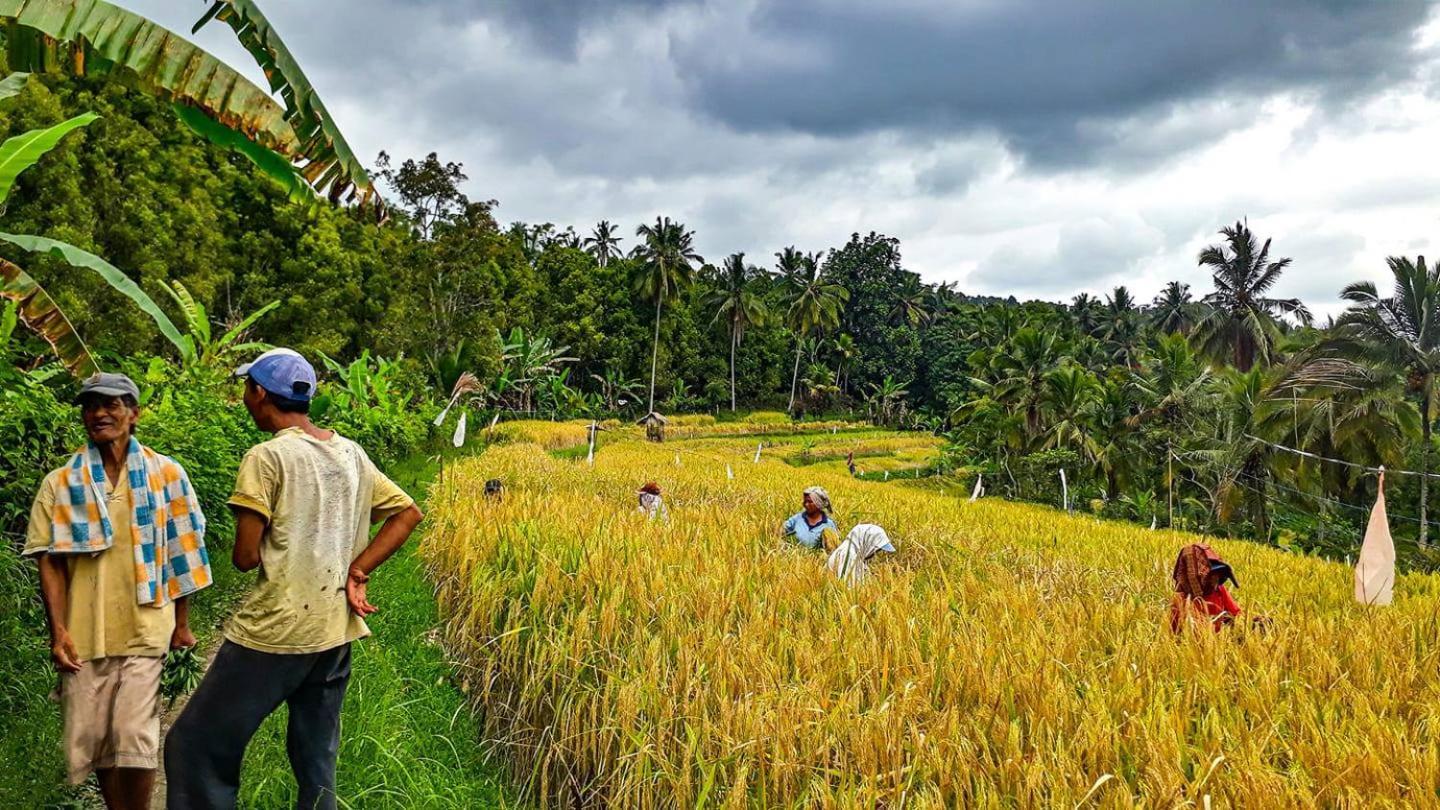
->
[47,437,211,607]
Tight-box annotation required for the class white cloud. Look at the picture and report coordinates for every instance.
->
[115,0,1440,319]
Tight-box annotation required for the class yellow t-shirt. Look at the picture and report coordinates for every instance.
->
[225,428,413,654]
[24,469,176,662]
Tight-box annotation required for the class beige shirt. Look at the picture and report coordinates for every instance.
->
[25,470,176,662]
[226,428,413,654]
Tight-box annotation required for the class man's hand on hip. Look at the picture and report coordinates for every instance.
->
[346,567,377,617]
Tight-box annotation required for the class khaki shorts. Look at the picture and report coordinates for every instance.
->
[60,655,163,783]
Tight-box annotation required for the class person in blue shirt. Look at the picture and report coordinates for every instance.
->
[781,486,838,550]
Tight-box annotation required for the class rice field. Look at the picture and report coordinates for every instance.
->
[423,425,1440,808]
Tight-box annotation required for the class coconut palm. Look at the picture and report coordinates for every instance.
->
[986,327,1064,442]
[1151,281,1196,336]
[633,217,701,412]
[707,253,768,411]
[1041,364,1100,458]
[584,220,623,268]
[1103,286,1143,367]
[1193,221,1311,371]
[780,249,848,414]
[1070,293,1104,336]
[891,275,932,327]
[1322,255,1440,543]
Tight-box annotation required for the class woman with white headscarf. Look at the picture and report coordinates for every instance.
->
[781,486,838,551]
[827,524,896,586]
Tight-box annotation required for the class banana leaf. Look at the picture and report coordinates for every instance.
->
[0,257,98,377]
[0,0,372,209]
[0,112,97,204]
[171,103,317,209]
[0,232,187,354]
[0,70,29,100]
[194,0,378,210]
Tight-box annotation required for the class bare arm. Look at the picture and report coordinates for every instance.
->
[231,508,267,572]
[36,553,80,672]
[345,504,424,616]
[171,595,196,649]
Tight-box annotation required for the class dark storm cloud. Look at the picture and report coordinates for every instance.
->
[668,0,1433,169]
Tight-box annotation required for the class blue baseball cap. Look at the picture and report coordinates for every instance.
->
[235,348,317,402]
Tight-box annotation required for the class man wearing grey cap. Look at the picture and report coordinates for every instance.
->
[165,349,423,810]
[23,372,211,809]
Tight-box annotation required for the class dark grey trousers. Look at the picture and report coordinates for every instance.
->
[164,640,352,810]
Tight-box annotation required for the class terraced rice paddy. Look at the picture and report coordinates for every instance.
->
[423,421,1440,808]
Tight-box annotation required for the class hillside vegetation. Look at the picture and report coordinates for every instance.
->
[424,426,1440,808]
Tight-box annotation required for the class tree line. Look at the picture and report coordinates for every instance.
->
[7,75,1440,563]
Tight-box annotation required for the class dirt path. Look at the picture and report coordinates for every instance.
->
[150,640,223,809]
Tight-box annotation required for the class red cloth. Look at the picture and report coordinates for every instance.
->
[1170,586,1242,633]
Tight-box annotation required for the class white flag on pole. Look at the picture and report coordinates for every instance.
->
[1150,516,1157,530]
[1355,468,1395,606]
[753,443,762,463]
[884,471,889,481]
[586,423,596,466]
[969,474,983,502]
[1059,469,1069,513]
[451,411,467,448]
[726,464,733,480]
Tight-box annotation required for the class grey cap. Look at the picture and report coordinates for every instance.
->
[75,372,139,404]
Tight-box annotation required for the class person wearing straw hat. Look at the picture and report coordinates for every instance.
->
[165,349,423,810]
[781,486,839,551]
[637,481,667,519]
[23,372,211,807]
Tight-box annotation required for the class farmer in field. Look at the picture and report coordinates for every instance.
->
[637,481,667,519]
[827,524,896,586]
[781,486,839,551]
[165,349,423,810]
[23,372,210,809]
[1169,544,1246,633]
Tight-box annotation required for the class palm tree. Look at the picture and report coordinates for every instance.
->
[1104,286,1143,367]
[1323,255,1440,543]
[584,220,623,268]
[833,333,859,395]
[1193,221,1311,371]
[633,217,702,412]
[986,327,1064,442]
[1151,281,1196,335]
[1070,293,1104,336]
[780,248,848,414]
[891,275,932,327]
[1041,364,1100,458]
[707,253,768,411]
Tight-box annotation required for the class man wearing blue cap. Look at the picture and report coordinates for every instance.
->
[164,349,423,810]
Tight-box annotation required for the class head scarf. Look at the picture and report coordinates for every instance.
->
[803,486,832,514]
[1172,544,1236,598]
[827,524,895,586]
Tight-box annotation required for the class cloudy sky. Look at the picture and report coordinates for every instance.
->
[125,0,1440,316]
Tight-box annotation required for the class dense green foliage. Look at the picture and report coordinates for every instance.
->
[6,75,1440,565]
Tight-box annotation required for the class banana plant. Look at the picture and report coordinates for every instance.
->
[0,96,101,376]
[0,0,377,210]
[162,280,277,368]
[0,0,373,377]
